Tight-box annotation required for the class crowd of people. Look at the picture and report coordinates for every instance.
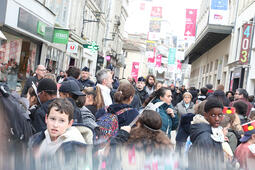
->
[1,64,255,169]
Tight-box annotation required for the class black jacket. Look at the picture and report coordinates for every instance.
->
[189,123,224,170]
[136,88,149,105]
[78,78,95,89]
[96,104,139,128]
[130,93,142,110]
[21,76,40,97]
[65,76,83,91]
[176,113,195,143]
[32,99,55,133]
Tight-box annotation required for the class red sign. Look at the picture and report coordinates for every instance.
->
[239,23,252,65]
[155,55,162,67]
[177,60,182,70]
[147,48,156,63]
[184,9,197,38]
[150,7,162,18]
[131,62,140,81]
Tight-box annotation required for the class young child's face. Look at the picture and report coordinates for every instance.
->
[205,108,224,128]
[45,107,73,141]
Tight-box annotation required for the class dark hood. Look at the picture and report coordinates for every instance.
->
[176,113,195,142]
[213,90,225,96]
[190,123,212,143]
[40,99,56,113]
[107,104,131,114]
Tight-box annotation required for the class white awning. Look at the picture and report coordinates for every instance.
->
[0,31,6,40]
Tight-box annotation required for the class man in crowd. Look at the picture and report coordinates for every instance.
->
[96,69,113,107]
[79,67,95,89]
[180,85,187,95]
[107,64,119,90]
[235,122,255,169]
[65,66,83,90]
[206,84,214,96]
[145,75,155,96]
[207,84,230,106]
[230,88,253,117]
[135,76,149,105]
[56,70,65,84]
[31,78,57,133]
[197,87,208,103]
[21,65,46,97]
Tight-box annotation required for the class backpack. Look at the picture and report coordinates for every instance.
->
[0,83,34,144]
[95,107,132,145]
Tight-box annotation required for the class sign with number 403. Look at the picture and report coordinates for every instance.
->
[239,23,253,65]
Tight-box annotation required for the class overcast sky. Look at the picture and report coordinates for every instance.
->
[125,0,202,36]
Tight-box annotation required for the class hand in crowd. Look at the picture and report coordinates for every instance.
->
[121,126,131,133]
[166,108,175,118]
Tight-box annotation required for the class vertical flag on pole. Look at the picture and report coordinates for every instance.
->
[131,62,140,81]
[155,54,162,67]
[184,9,197,41]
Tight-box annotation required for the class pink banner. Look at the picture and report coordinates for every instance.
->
[184,9,197,38]
[177,60,182,70]
[147,47,156,63]
[131,62,140,81]
[150,7,162,18]
[155,54,162,67]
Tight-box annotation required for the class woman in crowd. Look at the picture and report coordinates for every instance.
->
[84,86,104,116]
[226,91,235,102]
[96,83,139,128]
[143,87,178,138]
[175,92,195,120]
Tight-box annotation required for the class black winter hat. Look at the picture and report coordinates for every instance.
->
[37,78,57,93]
[138,77,146,82]
[82,66,90,72]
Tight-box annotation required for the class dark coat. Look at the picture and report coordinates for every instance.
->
[95,104,139,128]
[65,76,83,90]
[32,99,55,133]
[79,78,95,89]
[189,123,224,170]
[21,75,40,97]
[207,90,230,106]
[176,113,195,143]
[136,88,149,105]
[130,94,142,110]
[172,92,183,107]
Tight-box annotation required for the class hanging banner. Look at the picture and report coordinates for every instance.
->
[155,54,162,67]
[209,0,229,25]
[168,48,176,64]
[131,62,140,81]
[177,60,182,71]
[146,51,155,63]
[150,7,162,18]
[66,42,78,53]
[184,9,197,40]
[149,20,161,33]
[239,23,253,65]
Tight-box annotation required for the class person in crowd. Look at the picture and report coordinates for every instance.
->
[180,85,187,95]
[96,69,113,107]
[145,75,155,96]
[79,67,95,89]
[248,95,255,107]
[248,108,255,121]
[172,87,183,107]
[206,83,214,96]
[175,92,195,120]
[127,76,136,87]
[21,65,46,97]
[65,66,83,90]
[144,87,178,138]
[106,64,119,90]
[230,88,253,117]
[110,110,173,149]
[58,80,84,124]
[233,100,248,124]
[84,86,104,116]
[207,84,230,106]
[31,78,57,133]
[188,87,198,104]
[27,87,38,110]
[226,91,235,102]
[44,73,56,83]
[197,87,208,103]
[135,76,149,105]
[28,98,86,158]
[56,70,65,84]
[235,124,255,169]
[155,81,163,91]
[96,83,139,128]
[76,95,98,132]
[189,99,225,169]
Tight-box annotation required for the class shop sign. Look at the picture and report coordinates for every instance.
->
[239,23,252,65]
[209,0,229,25]
[66,42,78,53]
[83,41,99,53]
[37,21,46,36]
[53,28,69,44]
[168,48,176,64]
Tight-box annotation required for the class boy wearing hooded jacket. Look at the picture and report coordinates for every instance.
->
[188,99,225,170]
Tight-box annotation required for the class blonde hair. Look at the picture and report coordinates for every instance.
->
[183,92,192,98]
